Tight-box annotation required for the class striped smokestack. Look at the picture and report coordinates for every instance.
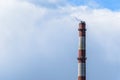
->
[77,21,86,80]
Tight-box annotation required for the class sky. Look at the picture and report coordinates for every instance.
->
[0,0,120,80]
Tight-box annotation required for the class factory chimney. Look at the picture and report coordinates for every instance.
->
[77,21,86,80]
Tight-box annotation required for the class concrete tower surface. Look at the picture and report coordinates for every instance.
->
[77,21,86,80]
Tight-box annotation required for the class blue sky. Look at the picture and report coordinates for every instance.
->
[27,0,120,10]
[70,0,120,10]
[0,0,120,80]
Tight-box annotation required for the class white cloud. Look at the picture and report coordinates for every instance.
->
[70,6,120,63]
[0,0,46,67]
[0,0,120,79]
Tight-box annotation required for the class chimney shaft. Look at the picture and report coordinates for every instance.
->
[78,21,86,80]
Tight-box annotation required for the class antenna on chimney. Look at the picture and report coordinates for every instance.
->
[75,17,81,22]
[74,17,85,24]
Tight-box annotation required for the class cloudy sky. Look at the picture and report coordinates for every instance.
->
[0,0,120,80]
